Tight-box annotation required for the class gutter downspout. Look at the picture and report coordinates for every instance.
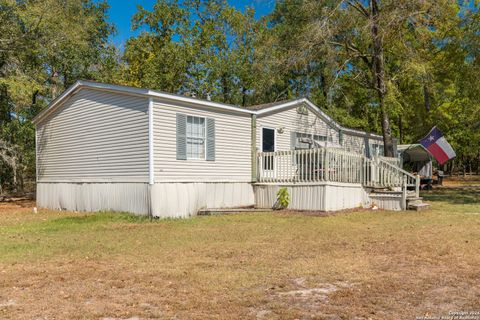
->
[148,97,155,218]
[35,127,38,183]
[251,114,257,183]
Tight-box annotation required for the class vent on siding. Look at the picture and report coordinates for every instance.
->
[296,103,308,115]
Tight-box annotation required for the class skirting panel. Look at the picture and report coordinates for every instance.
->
[324,183,368,211]
[36,182,402,217]
[368,194,403,211]
[254,183,368,211]
[151,182,255,218]
[37,182,149,215]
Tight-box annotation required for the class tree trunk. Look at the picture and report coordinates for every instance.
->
[221,74,229,103]
[0,139,20,193]
[398,115,403,145]
[241,86,247,107]
[12,164,18,193]
[17,154,24,193]
[320,72,328,102]
[423,83,431,112]
[477,152,480,175]
[370,0,394,157]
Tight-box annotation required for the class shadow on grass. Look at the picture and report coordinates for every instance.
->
[51,211,153,225]
[422,187,480,205]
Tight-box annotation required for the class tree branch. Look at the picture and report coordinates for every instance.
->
[328,41,373,68]
[346,0,370,18]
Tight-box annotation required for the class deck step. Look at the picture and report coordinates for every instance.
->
[370,190,402,195]
[408,200,423,206]
[197,208,273,216]
[408,203,430,211]
[406,197,423,201]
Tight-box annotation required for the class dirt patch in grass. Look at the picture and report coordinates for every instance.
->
[1,189,480,319]
[0,200,35,211]
[276,207,370,217]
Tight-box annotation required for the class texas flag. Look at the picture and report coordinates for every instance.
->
[420,127,456,165]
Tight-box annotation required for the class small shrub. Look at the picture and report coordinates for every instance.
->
[274,187,290,210]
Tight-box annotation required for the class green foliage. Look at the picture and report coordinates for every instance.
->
[262,0,480,167]
[121,0,269,106]
[275,187,290,210]
[2,0,480,194]
[0,0,117,193]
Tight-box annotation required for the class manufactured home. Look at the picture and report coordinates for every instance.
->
[33,81,423,218]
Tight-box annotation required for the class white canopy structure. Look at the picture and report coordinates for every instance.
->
[397,144,433,178]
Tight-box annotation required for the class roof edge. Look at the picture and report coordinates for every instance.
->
[32,80,254,125]
[32,81,83,124]
[32,81,387,141]
[255,98,383,140]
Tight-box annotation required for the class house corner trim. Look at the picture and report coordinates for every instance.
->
[251,114,257,183]
[148,97,155,185]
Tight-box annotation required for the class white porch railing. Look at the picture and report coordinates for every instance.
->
[374,158,418,189]
[258,148,368,184]
[256,148,419,197]
[379,156,401,167]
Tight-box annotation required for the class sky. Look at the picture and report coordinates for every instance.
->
[102,0,276,48]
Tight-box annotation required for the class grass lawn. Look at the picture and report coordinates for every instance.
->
[0,187,479,320]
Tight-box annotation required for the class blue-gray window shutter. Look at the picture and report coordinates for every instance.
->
[176,113,187,160]
[206,118,215,161]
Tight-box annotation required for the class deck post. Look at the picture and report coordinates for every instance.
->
[324,148,329,181]
[402,175,408,210]
[251,114,257,183]
[415,174,420,198]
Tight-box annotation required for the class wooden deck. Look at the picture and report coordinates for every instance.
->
[255,147,421,211]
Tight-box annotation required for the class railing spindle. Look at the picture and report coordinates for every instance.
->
[255,147,411,189]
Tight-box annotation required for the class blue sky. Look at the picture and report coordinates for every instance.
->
[102,0,275,48]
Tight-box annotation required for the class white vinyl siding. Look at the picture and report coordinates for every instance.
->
[257,104,386,157]
[256,106,339,152]
[36,89,149,182]
[342,133,384,156]
[342,133,367,155]
[153,100,251,182]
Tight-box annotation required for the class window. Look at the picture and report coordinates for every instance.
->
[186,116,205,159]
[294,132,331,150]
[313,134,329,143]
[295,132,311,149]
[371,143,384,157]
[177,113,215,161]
